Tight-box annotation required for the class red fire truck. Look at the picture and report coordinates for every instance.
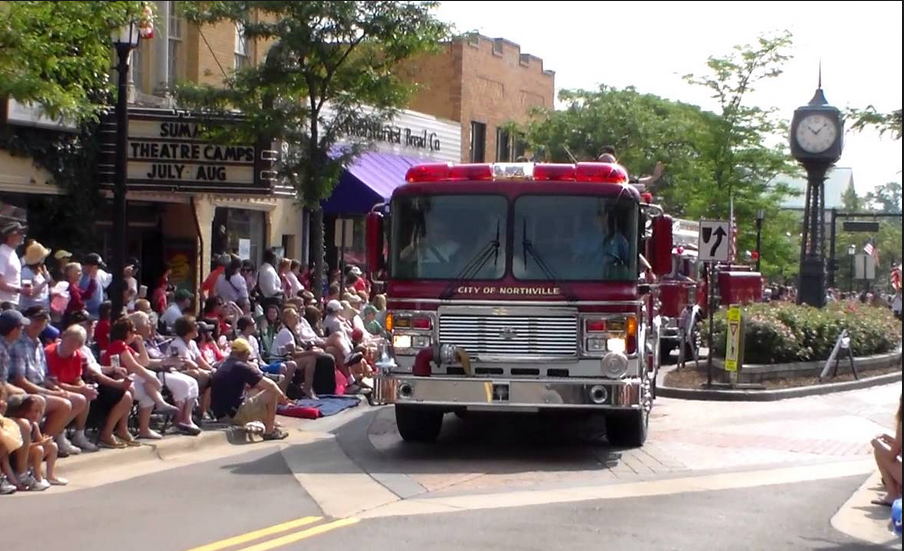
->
[365,161,675,447]
[658,220,763,364]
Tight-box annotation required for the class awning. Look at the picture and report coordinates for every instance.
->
[321,151,421,214]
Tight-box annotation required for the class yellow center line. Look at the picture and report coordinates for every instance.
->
[235,518,361,551]
[182,516,323,551]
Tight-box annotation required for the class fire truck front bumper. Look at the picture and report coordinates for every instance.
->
[375,375,648,411]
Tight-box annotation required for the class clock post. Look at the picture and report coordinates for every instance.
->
[790,73,844,308]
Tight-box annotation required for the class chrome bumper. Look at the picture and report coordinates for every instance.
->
[375,375,646,411]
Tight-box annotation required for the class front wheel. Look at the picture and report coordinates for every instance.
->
[605,409,649,448]
[395,405,443,443]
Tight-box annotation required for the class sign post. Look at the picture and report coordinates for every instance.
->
[725,304,744,387]
[699,220,731,388]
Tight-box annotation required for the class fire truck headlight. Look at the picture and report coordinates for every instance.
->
[606,338,627,355]
[601,352,629,379]
[393,335,412,350]
[412,335,432,349]
[585,337,606,354]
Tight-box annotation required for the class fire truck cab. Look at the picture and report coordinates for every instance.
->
[366,162,675,448]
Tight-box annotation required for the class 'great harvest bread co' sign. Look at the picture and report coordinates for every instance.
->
[99,108,276,194]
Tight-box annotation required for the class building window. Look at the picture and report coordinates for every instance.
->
[496,127,511,162]
[167,1,182,88]
[234,23,249,70]
[493,38,504,56]
[470,122,486,163]
[467,32,480,47]
[131,44,144,92]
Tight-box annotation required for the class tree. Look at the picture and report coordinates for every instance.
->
[841,181,862,212]
[865,181,902,214]
[0,1,152,123]
[178,1,448,299]
[846,106,902,140]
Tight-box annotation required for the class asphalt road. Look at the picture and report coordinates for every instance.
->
[2,445,889,551]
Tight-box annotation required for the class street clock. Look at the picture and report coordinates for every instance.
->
[790,80,843,163]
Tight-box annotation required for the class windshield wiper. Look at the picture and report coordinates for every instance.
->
[522,219,579,303]
[439,220,501,300]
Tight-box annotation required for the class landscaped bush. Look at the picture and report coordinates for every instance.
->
[703,302,902,365]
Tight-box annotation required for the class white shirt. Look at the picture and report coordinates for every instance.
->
[170,338,203,363]
[97,269,113,290]
[286,272,304,297]
[214,273,249,303]
[257,263,281,298]
[296,318,321,345]
[19,266,50,310]
[271,327,297,357]
[160,304,184,331]
[244,334,262,362]
[126,276,138,311]
[0,244,22,305]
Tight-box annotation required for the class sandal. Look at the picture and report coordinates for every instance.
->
[262,428,289,441]
[870,498,894,507]
[99,437,127,449]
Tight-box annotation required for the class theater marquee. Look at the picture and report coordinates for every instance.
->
[99,108,275,194]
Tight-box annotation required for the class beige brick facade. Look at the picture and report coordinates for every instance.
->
[399,35,555,163]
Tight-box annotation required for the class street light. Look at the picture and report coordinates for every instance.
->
[848,244,857,294]
[110,21,141,319]
[755,209,765,273]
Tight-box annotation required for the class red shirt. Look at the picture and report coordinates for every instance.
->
[201,267,224,297]
[101,340,129,366]
[67,278,96,314]
[353,278,368,295]
[45,342,85,385]
[95,319,111,352]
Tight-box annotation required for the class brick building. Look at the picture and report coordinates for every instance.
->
[399,33,555,163]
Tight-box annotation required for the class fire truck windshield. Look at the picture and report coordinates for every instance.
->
[392,195,508,280]
[514,195,637,281]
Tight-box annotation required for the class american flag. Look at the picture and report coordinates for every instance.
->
[892,265,902,291]
[863,242,876,257]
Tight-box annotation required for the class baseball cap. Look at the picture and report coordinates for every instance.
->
[349,266,362,276]
[22,306,50,321]
[126,257,141,271]
[175,289,194,302]
[230,338,253,355]
[0,310,31,332]
[83,253,107,270]
[326,300,343,313]
[54,249,73,261]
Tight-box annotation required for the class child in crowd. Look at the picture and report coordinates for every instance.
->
[0,386,29,494]
[95,301,112,352]
[6,394,66,489]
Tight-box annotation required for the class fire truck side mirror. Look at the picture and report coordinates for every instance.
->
[651,215,673,277]
[366,211,385,276]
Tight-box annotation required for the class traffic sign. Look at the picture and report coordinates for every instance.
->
[843,221,880,233]
[725,305,742,372]
[698,220,731,262]
[854,253,876,280]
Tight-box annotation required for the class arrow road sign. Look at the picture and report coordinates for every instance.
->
[698,220,731,262]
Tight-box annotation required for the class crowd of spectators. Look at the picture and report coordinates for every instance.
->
[1,220,388,494]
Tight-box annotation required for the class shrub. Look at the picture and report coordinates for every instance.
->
[701,302,901,365]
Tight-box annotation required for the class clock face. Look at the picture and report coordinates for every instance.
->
[795,114,837,154]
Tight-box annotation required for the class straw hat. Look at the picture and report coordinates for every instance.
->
[22,241,52,266]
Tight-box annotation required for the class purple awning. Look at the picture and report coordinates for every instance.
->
[321,151,423,214]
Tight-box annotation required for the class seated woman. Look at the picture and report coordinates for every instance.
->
[171,316,216,420]
[267,309,321,399]
[236,316,299,395]
[47,325,133,450]
[197,321,225,367]
[103,318,179,441]
[128,312,201,436]
[871,394,903,506]
[362,305,384,337]
[257,303,282,363]
[302,305,369,392]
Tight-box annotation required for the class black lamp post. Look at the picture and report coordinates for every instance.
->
[755,209,765,273]
[848,244,856,294]
[111,22,141,319]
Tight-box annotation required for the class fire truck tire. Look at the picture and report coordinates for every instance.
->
[605,410,648,448]
[395,405,443,443]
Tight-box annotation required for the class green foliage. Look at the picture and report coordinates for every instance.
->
[706,302,902,364]
[0,125,103,252]
[176,1,448,300]
[846,106,902,140]
[865,182,902,214]
[0,1,151,123]
[841,181,862,212]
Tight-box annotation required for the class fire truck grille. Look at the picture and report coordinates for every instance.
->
[438,314,579,357]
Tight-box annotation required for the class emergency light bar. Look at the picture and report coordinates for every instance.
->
[405,162,629,184]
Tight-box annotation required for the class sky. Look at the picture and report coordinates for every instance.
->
[435,0,903,196]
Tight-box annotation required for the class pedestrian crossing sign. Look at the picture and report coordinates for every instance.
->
[725,305,742,372]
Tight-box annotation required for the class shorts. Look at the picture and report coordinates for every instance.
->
[262,361,283,375]
[227,392,269,426]
[87,384,128,428]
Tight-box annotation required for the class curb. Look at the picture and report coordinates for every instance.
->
[58,428,235,476]
[657,370,902,402]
